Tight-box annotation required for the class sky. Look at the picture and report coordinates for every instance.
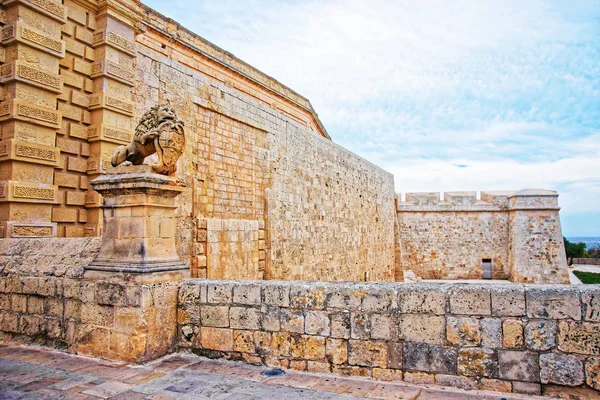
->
[145,0,600,237]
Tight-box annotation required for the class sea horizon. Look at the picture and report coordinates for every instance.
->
[568,237,600,249]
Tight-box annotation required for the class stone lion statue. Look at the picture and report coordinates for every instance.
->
[111,104,185,175]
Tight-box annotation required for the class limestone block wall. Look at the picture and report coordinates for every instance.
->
[177,279,600,396]
[268,123,396,281]
[397,190,569,283]
[130,9,397,282]
[0,237,179,363]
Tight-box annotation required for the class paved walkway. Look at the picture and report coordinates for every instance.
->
[0,345,536,400]
[569,264,600,285]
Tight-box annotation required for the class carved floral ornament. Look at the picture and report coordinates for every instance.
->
[111,104,185,175]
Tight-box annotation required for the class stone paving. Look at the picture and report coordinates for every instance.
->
[0,345,544,400]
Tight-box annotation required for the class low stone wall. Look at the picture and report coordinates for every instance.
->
[177,280,600,395]
[573,258,600,266]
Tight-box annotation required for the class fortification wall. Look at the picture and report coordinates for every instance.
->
[177,279,600,396]
[397,191,568,283]
[129,18,396,282]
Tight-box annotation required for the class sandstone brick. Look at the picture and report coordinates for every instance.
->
[200,305,229,327]
[304,310,330,336]
[11,294,26,313]
[362,289,395,312]
[307,361,330,374]
[272,332,292,357]
[19,315,41,336]
[478,378,512,393]
[398,285,446,315]
[491,286,526,316]
[96,282,127,306]
[446,316,480,346]
[280,308,304,333]
[348,340,387,368]
[502,319,523,348]
[435,374,477,390]
[207,283,233,303]
[201,327,233,351]
[526,287,581,320]
[26,296,44,314]
[301,335,325,360]
[387,342,403,370]
[290,285,326,309]
[289,360,307,371]
[585,356,600,390]
[370,313,392,340]
[372,368,403,381]
[325,286,362,310]
[1,312,18,333]
[403,342,457,374]
[403,371,435,384]
[458,348,498,378]
[233,330,255,353]
[558,320,600,355]
[449,286,491,315]
[261,305,280,331]
[230,307,261,330]
[330,312,351,339]
[540,353,584,386]
[481,318,502,349]
[351,312,370,339]
[262,284,290,307]
[326,338,347,364]
[524,320,556,351]
[177,303,199,325]
[233,283,261,305]
[398,315,444,344]
[498,350,539,382]
[512,381,541,395]
[582,288,600,322]
[178,282,202,303]
[331,365,371,377]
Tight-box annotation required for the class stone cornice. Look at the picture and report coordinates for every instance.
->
[96,0,143,28]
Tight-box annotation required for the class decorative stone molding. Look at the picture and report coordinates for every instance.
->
[92,29,136,56]
[88,91,134,115]
[90,60,135,86]
[0,180,59,203]
[6,221,57,237]
[0,61,64,93]
[1,22,66,57]
[0,139,61,166]
[2,0,67,22]
[87,123,133,144]
[0,99,62,128]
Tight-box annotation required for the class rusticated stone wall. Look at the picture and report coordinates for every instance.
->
[177,279,600,396]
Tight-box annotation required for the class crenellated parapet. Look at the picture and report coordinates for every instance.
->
[397,189,559,212]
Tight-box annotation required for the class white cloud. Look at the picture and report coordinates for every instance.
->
[145,0,600,234]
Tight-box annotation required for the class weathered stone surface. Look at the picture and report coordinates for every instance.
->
[233,284,261,305]
[403,371,435,384]
[207,283,233,304]
[449,286,491,315]
[290,285,326,310]
[524,320,556,351]
[581,288,600,322]
[446,317,480,346]
[478,378,512,393]
[403,342,457,374]
[480,318,502,349]
[398,285,447,315]
[330,312,351,339]
[362,289,395,312]
[350,312,370,339]
[558,320,600,355]
[280,309,304,333]
[498,350,539,382]
[526,287,581,320]
[261,306,280,332]
[502,319,523,348]
[263,284,290,307]
[348,340,387,368]
[539,353,584,386]
[233,330,255,353]
[457,348,498,378]
[372,368,403,381]
[200,305,229,327]
[512,381,541,395]
[491,286,525,316]
[370,314,392,340]
[386,342,403,370]
[585,356,600,390]
[229,307,261,330]
[435,374,476,390]
[398,315,445,344]
[200,327,233,351]
[326,338,347,364]
[304,311,330,336]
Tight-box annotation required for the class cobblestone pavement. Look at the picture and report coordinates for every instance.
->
[0,344,534,399]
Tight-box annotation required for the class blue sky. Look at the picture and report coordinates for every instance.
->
[145,0,600,236]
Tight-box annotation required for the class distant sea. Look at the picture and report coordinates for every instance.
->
[568,237,600,249]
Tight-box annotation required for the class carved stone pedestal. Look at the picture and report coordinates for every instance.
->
[79,165,189,362]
